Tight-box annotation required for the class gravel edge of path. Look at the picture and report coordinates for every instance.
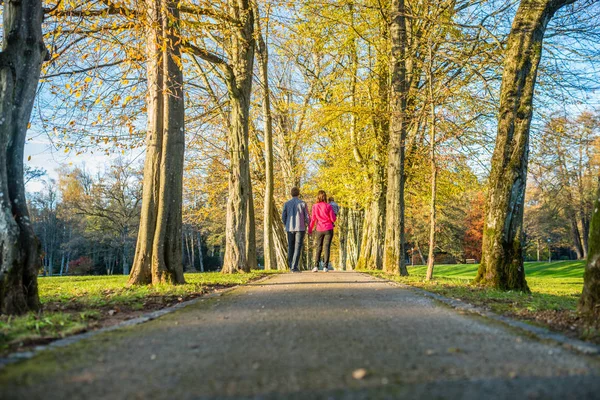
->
[364,273,600,356]
[0,274,278,370]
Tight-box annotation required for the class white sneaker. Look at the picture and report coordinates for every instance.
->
[322,266,328,272]
[312,267,319,272]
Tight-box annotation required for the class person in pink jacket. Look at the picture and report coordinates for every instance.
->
[308,190,337,272]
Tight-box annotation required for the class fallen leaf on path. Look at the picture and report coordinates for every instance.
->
[69,372,95,383]
[352,368,368,380]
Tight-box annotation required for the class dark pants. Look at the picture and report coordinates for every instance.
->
[287,231,305,270]
[313,230,333,269]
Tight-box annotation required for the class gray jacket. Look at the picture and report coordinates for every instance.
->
[282,197,310,232]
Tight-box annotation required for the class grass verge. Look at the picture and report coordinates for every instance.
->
[360,261,600,344]
[0,271,280,355]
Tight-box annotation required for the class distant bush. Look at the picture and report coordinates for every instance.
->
[69,256,94,275]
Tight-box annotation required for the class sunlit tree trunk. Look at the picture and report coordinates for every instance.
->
[246,181,258,270]
[338,207,348,270]
[346,208,363,270]
[0,0,47,314]
[476,0,576,291]
[383,0,408,275]
[221,4,255,273]
[129,0,185,285]
[271,203,289,270]
[426,43,437,281]
[357,21,388,272]
[254,2,276,270]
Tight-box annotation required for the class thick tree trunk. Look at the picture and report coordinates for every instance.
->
[222,0,255,273]
[129,0,186,285]
[383,0,408,275]
[0,0,46,314]
[579,182,600,318]
[476,0,575,291]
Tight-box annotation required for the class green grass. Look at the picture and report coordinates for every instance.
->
[1,271,279,353]
[38,271,277,308]
[363,261,586,331]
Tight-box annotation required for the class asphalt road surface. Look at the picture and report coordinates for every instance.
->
[1,271,599,399]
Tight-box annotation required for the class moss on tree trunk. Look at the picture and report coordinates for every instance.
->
[579,183,600,317]
[383,0,408,276]
[476,0,576,291]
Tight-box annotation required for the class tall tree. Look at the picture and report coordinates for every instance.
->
[186,0,256,273]
[0,0,47,314]
[254,1,277,270]
[383,0,409,275]
[128,0,185,285]
[475,0,577,291]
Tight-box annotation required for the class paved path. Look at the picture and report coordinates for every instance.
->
[1,272,600,399]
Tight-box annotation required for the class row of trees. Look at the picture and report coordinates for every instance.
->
[1,0,600,320]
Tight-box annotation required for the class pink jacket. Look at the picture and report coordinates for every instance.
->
[308,202,337,234]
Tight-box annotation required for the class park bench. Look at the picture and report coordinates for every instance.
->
[465,259,477,264]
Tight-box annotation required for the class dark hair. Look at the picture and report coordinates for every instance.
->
[317,190,327,203]
[328,197,334,202]
[291,187,300,197]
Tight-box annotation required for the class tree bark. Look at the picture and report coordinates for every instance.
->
[271,203,289,270]
[383,0,408,275]
[426,44,437,281]
[0,0,47,314]
[338,207,348,270]
[129,0,186,285]
[221,0,255,273]
[246,181,258,270]
[475,0,576,291]
[579,180,600,318]
[253,1,276,271]
[199,239,205,272]
[346,208,363,270]
[357,20,388,271]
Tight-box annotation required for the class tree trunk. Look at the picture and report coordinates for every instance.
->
[129,0,186,285]
[338,207,349,270]
[271,203,289,270]
[581,214,590,259]
[198,237,205,272]
[426,46,437,281]
[346,208,363,270]
[579,181,600,318]
[222,0,255,273]
[254,1,276,271]
[475,0,575,291]
[357,25,388,271]
[0,0,45,315]
[383,0,408,276]
[569,212,585,259]
[246,182,258,270]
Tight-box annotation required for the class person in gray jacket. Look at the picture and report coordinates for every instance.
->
[282,187,310,272]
